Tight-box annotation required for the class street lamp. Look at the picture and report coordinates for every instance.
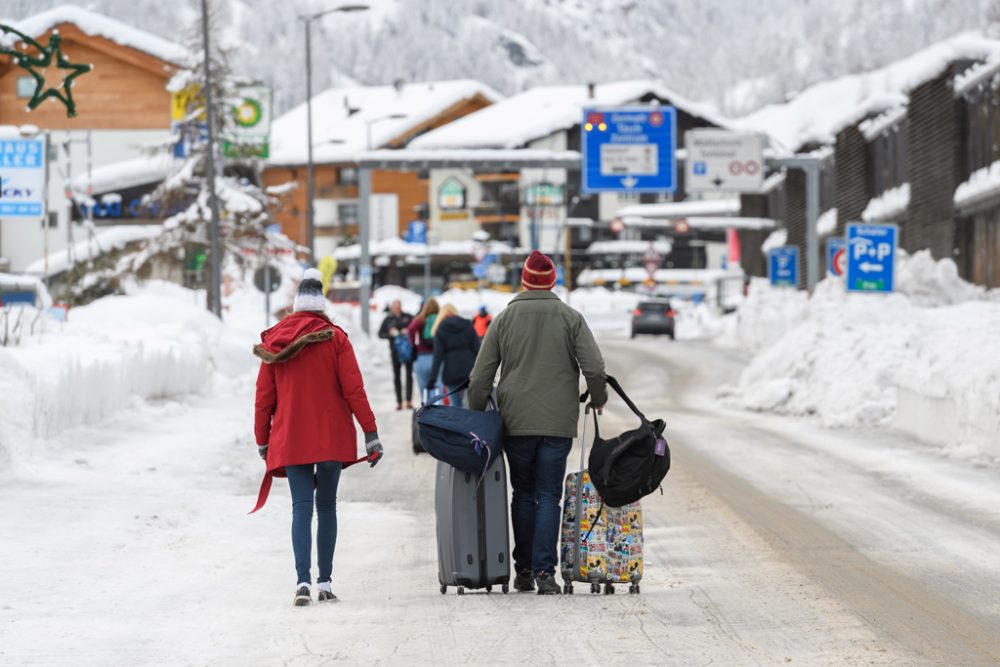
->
[303,3,369,264]
[365,113,407,150]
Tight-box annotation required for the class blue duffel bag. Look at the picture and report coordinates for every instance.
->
[416,384,503,477]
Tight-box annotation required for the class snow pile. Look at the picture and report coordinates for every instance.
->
[724,252,1000,461]
[817,207,838,235]
[0,284,251,471]
[761,228,788,253]
[25,225,161,278]
[954,159,1000,210]
[862,183,910,222]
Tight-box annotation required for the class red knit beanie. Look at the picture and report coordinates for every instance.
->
[521,250,556,290]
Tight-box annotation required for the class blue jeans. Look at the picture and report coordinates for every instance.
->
[504,435,572,576]
[446,386,465,408]
[286,461,342,585]
[413,353,442,403]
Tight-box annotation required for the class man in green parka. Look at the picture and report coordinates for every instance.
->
[468,250,607,595]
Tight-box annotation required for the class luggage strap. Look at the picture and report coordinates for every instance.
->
[581,375,651,424]
[249,455,369,514]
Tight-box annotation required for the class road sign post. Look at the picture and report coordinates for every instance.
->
[582,106,676,193]
[768,246,799,288]
[685,129,764,192]
[827,237,846,277]
[845,223,898,293]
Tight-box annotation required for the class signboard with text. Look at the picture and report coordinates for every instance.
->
[582,106,676,193]
[768,246,799,288]
[685,129,764,192]
[0,138,46,219]
[845,223,897,293]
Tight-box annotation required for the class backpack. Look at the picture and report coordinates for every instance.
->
[423,313,437,340]
[394,334,414,363]
[585,376,670,508]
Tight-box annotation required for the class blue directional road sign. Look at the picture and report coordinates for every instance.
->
[406,220,427,244]
[845,223,898,293]
[827,237,846,277]
[582,106,676,193]
[769,246,799,288]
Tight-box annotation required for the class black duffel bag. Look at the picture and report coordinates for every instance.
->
[416,383,504,477]
[585,375,670,507]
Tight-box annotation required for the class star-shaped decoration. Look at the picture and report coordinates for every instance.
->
[1,24,93,118]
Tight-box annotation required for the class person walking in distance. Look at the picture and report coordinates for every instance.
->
[253,268,384,606]
[378,299,414,410]
[472,305,492,339]
[427,304,480,408]
[407,298,440,403]
[467,251,607,595]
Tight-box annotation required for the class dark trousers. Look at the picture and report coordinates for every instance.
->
[391,350,414,405]
[504,435,573,576]
[286,461,342,585]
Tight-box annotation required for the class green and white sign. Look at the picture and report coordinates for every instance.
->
[224,84,272,158]
[438,177,466,210]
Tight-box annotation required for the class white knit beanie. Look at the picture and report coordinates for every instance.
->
[293,268,326,312]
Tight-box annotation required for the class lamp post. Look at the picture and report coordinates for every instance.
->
[303,3,369,264]
[201,0,223,318]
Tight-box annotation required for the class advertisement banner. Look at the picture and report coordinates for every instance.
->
[0,138,46,219]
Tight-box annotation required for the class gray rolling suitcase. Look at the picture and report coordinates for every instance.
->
[435,456,511,595]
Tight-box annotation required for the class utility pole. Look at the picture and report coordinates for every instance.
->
[359,166,372,335]
[201,0,223,318]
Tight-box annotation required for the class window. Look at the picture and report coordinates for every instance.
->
[339,167,358,185]
[16,76,36,99]
[41,212,57,229]
[338,202,359,226]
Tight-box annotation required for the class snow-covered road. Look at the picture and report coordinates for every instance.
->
[2,331,999,665]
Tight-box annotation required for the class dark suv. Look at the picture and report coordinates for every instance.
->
[631,300,675,339]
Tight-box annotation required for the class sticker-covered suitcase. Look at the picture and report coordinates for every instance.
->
[435,456,511,595]
[559,407,643,595]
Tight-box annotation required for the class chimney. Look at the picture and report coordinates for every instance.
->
[587,82,596,99]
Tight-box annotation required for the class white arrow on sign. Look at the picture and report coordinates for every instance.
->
[620,176,638,189]
[859,262,883,273]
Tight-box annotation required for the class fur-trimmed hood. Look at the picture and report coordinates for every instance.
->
[254,312,338,364]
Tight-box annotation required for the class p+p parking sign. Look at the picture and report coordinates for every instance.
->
[845,223,898,293]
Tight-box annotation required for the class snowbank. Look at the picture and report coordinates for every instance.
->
[862,183,910,222]
[723,252,999,462]
[0,283,251,472]
[954,159,1000,210]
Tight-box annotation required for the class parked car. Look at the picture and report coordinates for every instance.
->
[631,300,675,339]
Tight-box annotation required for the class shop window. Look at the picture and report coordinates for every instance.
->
[340,167,358,185]
[16,76,35,99]
[338,202,359,226]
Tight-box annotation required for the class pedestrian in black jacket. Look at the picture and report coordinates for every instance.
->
[378,299,414,410]
[427,304,480,408]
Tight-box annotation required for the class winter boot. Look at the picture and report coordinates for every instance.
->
[513,570,535,592]
[293,583,312,607]
[317,581,338,602]
[535,572,561,596]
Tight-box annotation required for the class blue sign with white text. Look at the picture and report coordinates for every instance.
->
[581,106,676,193]
[846,223,897,293]
[406,220,427,244]
[769,246,799,287]
[0,139,45,218]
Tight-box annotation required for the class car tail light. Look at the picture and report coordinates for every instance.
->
[632,309,642,316]
[666,310,674,318]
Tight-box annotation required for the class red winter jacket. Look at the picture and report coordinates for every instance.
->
[253,312,377,495]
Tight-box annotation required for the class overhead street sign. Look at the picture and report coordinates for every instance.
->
[582,106,677,193]
[845,222,897,293]
[686,129,764,192]
[827,237,846,277]
[769,246,799,288]
[0,138,46,219]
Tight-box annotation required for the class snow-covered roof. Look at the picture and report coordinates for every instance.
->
[332,238,518,261]
[72,152,179,194]
[409,80,727,150]
[735,33,1000,153]
[862,183,910,222]
[586,240,673,256]
[617,199,741,219]
[267,80,502,166]
[358,148,581,168]
[955,160,1000,211]
[25,225,161,278]
[5,5,189,66]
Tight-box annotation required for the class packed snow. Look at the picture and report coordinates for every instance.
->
[817,207,838,235]
[862,182,910,222]
[25,225,162,278]
[720,251,1000,462]
[954,159,1000,210]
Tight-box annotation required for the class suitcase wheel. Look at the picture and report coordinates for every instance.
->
[629,583,640,594]
[604,583,615,595]
[457,586,465,596]
[502,583,509,594]
[440,585,447,595]
[590,583,601,595]
[563,583,574,595]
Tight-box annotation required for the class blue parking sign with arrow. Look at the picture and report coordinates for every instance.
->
[845,223,898,293]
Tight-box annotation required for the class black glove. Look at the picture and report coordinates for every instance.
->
[258,444,268,460]
[364,432,383,468]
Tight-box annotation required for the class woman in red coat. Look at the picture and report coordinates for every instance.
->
[253,268,383,606]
